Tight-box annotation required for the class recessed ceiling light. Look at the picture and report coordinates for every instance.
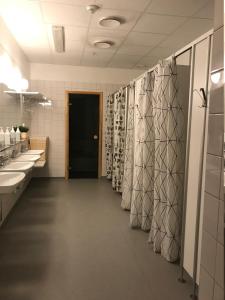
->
[93,40,114,49]
[99,17,122,28]
[52,25,65,53]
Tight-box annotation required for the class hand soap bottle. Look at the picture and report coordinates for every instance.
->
[10,126,16,144]
[4,127,10,146]
[16,127,20,142]
[0,127,4,147]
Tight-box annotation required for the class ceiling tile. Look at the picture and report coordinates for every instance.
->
[25,48,53,64]
[0,0,49,48]
[108,54,141,68]
[88,28,128,39]
[133,14,187,34]
[66,40,84,56]
[65,26,87,42]
[97,0,151,12]
[124,32,166,46]
[41,2,90,27]
[148,46,174,58]
[117,45,152,56]
[194,0,214,19]
[160,18,213,49]
[81,49,113,67]
[135,55,159,68]
[39,0,91,5]
[90,8,140,32]
[147,0,212,17]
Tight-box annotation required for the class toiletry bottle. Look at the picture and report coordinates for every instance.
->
[16,127,20,142]
[10,126,16,144]
[4,127,10,146]
[0,127,4,147]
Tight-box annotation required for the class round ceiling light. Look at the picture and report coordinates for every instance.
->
[99,17,122,28]
[93,40,114,49]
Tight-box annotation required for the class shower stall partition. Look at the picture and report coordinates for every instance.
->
[105,30,213,297]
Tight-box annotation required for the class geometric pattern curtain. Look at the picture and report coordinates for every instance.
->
[121,82,135,210]
[112,88,126,192]
[130,73,155,231]
[105,94,114,179]
[149,58,185,262]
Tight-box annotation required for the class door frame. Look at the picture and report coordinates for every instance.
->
[65,90,103,180]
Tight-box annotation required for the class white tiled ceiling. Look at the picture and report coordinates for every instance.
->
[0,0,214,70]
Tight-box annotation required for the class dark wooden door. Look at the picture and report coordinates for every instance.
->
[69,93,99,178]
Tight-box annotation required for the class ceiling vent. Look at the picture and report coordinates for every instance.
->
[52,26,65,53]
[93,40,114,49]
[99,17,123,28]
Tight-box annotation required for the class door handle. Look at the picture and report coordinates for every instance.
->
[93,135,98,140]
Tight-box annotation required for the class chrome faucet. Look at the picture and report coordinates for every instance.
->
[0,155,9,166]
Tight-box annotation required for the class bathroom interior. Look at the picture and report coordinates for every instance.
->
[0,0,223,299]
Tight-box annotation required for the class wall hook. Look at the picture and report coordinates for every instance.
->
[199,88,207,108]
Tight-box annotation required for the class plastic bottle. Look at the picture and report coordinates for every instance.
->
[4,127,10,146]
[10,126,16,144]
[16,127,21,142]
[0,127,4,147]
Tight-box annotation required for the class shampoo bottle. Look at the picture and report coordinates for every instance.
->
[4,127,10,146]
[0,127,4,147]
[10,126,16,144]
[16,127,20,142]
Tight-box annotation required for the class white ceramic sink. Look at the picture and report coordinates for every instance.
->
[0,161,34,174]
[0,172,25,194]
[13,154,40,162]
[23,150,44,155]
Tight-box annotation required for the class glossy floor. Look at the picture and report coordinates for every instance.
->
[0,178,192,300]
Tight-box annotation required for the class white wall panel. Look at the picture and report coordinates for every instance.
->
[183,38,210,282]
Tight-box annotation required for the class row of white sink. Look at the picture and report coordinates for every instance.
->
[0,150,44,194]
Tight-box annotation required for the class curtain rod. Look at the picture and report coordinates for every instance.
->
[110,29,213,96]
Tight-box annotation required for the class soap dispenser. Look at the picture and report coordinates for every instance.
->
[0,127,4,147]
[4,127,10,146]
[16,126,20,142]
[10,126,16,144]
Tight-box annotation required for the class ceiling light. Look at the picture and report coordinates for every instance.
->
[86,5,100,14]
[93,41,114,49]
[52,26,65,53]
[99,17,122,28]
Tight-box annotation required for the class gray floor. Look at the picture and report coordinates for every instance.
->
[0,178,192,300]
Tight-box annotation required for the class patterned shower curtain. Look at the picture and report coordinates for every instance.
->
[112,88,126,192]
[121,82,135,210]
[149,59,185,262]
[105,94,114,179]
[130,73,155,231]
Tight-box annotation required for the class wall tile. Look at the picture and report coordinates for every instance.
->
[207,114,223,156]
[217,200,224,245]
[203,192,219,239]
[211,27,224,72]
[213,0,224,31]
[213,283,224,300]
[201,230,217,277]
[215,242,224,287]
[209,76,224,114]
[205,154,223,198]
[199,267,214,300]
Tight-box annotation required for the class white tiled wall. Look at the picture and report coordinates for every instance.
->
[199,4,224,299]
[30,80,121,177]
[0,83,31,129]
